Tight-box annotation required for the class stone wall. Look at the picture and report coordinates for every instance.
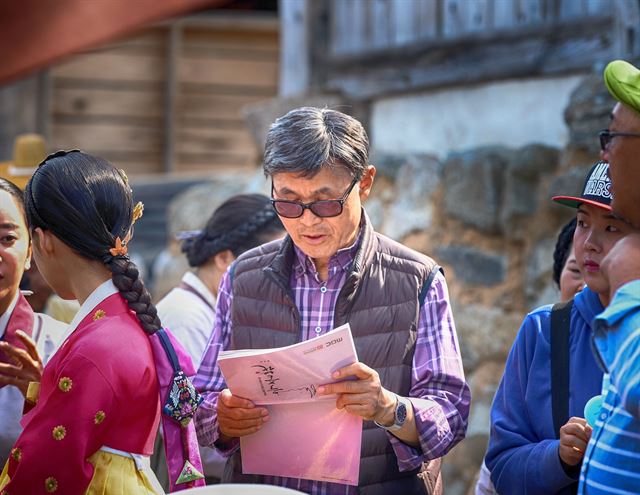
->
[156,73,614,494]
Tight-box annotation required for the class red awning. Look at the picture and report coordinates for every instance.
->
[0,0,226,85]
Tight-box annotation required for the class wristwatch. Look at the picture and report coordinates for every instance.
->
[374,394,409,431]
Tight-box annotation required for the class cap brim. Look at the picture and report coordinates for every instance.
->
[552,195,612,211]
[604,60,640,114]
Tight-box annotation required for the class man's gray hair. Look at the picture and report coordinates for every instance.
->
[263,107,369,179]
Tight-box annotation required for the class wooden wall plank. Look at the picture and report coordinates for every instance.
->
[51,122,162,152]
[493,0,515,29]
[53,52,166,82]
[370,0,393,50]
[443,0,469,38]
[280,0,310,97]
[415,0,439,40]
[464,0,491,33]
[392,0,417,46]
[559,0,586,20]
[179,56,278,88]
[183,28,279,54]
[52,88,164,118]
[91,29,167,56]
[177,126,255,155]
[179,93,269,120]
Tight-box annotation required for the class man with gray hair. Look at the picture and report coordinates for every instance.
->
[194,107,470,494]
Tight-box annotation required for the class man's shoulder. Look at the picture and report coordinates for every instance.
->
[232,237,286,275]
[372,231,437,271]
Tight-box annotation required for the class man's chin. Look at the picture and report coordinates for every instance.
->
[296,242,333,261]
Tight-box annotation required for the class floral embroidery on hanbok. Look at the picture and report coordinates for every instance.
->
[92,309,106,321]
[52,426,66,441]
[58,377,72,393]
[94,410,106,425]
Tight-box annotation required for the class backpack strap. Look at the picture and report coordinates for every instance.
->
[551,299,573,439]
[419,265,443,308]
[179,281,215,312]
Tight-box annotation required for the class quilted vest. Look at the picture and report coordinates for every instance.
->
[223,214,441,494]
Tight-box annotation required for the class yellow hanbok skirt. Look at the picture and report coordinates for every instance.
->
[0,449,162,494]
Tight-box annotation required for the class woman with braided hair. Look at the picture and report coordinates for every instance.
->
[0,151,205,494]
[156,194,283,484]
[158,194,284,370]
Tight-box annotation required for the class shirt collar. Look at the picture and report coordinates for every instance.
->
[292,222,363,279]
[0,291,21,340]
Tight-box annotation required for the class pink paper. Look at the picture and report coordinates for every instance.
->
[218,324,362,485]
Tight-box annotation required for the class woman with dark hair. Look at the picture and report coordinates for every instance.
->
[476,217,586,495]
[158,194,284,369]
[0,151,204,494]
[156,194,283,485]
[553,218,584,302]
[0,178,66,467]
[485,161,629,494]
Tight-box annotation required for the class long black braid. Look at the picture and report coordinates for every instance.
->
[25,150,161,335]
[181,194,283,267]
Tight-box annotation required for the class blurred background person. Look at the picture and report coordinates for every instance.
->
[553,218,584,302]
[0,178,66,466]
[157,193,284,369]
[154,193,283,486]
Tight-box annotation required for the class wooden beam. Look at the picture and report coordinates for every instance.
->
[324,15,615,100]
[156,11,278,32]
[164,23,181,173]
[36,70,51,141]
[279,0,311,97]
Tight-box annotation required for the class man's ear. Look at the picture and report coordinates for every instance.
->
[358,165,376,201]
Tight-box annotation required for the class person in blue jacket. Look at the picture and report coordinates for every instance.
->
[485,161,633,494]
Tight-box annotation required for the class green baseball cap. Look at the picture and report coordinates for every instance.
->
[604,60,640,113]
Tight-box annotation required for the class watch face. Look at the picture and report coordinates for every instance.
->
[396,401,407,425]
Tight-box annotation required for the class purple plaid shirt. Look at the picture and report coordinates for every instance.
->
[194,231,470,495]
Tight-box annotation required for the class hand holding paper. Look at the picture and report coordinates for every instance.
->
[318,362,395,422]
[217,323,363,485]
[217,388,269,440]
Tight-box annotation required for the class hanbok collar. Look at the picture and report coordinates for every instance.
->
[52,279,117,357]
[0,291,21,339]
[0,292,35,384]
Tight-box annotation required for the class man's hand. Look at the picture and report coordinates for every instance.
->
[217,388,269,442]
[317,362,395,423]
[558,417,592,466]
[602,232,640,301]
[0,330,43,397]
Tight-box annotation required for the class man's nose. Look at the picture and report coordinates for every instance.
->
[299,207,321,225]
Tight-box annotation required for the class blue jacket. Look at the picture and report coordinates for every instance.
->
[486,288,604,494]
[579,280,640,494]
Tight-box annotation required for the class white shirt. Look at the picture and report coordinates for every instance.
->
[156,272,216,370]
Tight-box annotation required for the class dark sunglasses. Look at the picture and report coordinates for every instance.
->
[598,129,640,151]
[270,176,360,219]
